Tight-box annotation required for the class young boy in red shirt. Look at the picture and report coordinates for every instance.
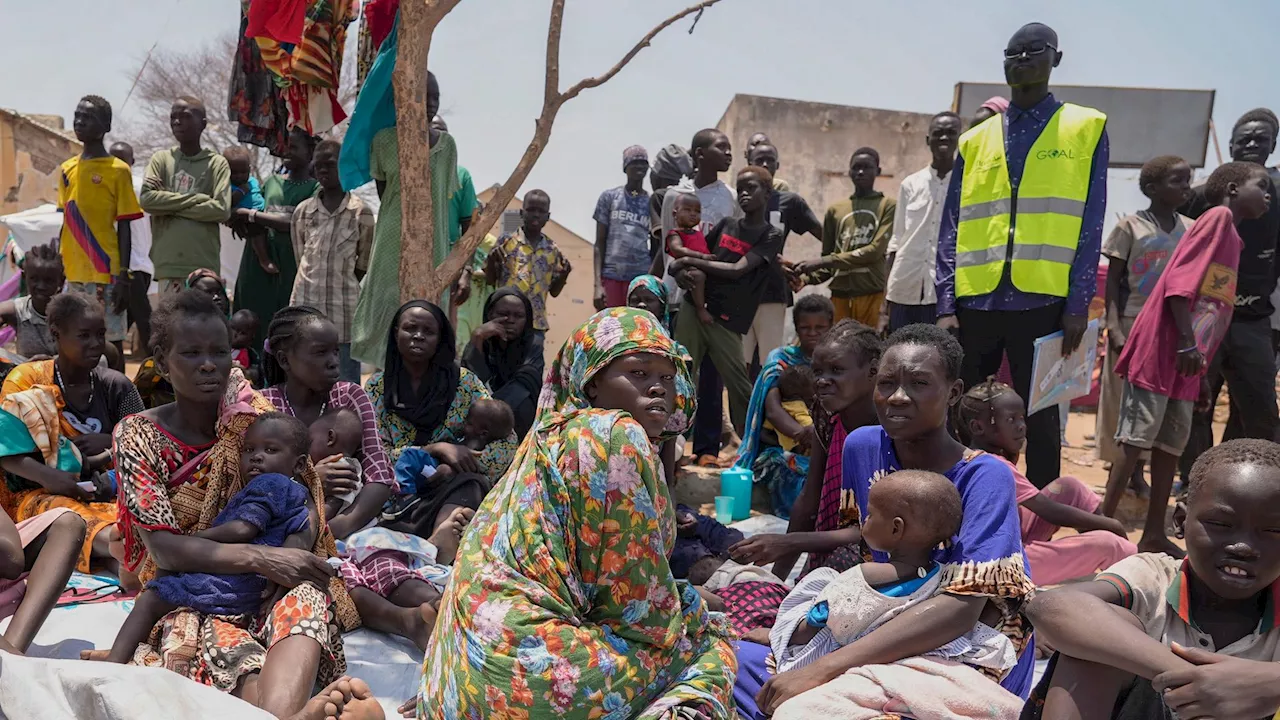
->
[1105,161,1273,556]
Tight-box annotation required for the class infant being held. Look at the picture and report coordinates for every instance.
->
[97,413,317,664]
[766,470,1022,719]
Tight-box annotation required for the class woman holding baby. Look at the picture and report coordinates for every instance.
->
[735,324,1037,719]
[258,305,396,540]
[106,289,377,720]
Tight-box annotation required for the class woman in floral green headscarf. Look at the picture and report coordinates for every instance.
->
[627,274,671,331]
[417,307,737,719]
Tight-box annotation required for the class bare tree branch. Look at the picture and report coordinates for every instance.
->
[406,0,728,304]
[561,0,722,101]
[544,0,566,107]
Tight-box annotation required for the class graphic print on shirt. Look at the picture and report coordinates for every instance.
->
[838,208,880,250]
[717,233,751,256]
[1192,261,1238,354]
[63,411,102,436]
[1131,245,1175,298]
[61,201,112,274]
[173,170,196,194]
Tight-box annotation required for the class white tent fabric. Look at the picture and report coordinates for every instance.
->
[0,651,277,720]
[0,203,245,294]
[0,581,421,718]
[0,165,381,300]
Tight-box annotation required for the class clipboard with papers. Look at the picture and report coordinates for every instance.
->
[1027,319,1100,416]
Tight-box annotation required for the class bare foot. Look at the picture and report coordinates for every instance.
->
[1137,536,1186,559]
[290,677,385,720]
[339,678,385,720]
[79,648,115,662]
[427,507,474,565]
[405,602,438,652]
[289,677,351,720]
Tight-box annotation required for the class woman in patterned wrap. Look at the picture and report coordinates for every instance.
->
[416,307,737,719]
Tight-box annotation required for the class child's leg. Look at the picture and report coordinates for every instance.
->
[1101,444,1145,519]
[1024,532,1137,586]
[1135,394,1192,556]
[342,552,440,651]
[1102,381,1161,518]
[1042,475,1100,513]
[350,587,437,652]
[1138,448,1182,557]
[103,589,177,663]
[1024,475,1099,543]
[1038,654,1133,720]
[5,512,84,653]
[690,269,714,324]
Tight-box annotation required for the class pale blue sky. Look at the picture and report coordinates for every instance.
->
[6,0,1280,238]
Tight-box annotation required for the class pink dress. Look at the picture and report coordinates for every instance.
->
[0,508,76,620]
[996,456,1136,585]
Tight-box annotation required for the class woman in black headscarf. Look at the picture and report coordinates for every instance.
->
[461,288,543,437]
[365,300,519,532]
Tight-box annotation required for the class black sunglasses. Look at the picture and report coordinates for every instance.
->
[1004,42,1057,59]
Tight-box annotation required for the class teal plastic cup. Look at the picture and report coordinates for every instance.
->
[714,495,735,525]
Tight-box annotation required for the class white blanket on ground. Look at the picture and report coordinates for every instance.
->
[0,574,423,718]
[0,651,275,720]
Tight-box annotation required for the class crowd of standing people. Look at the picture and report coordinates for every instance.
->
[5,15,1280,720]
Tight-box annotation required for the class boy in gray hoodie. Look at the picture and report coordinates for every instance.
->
[140,96,232,297]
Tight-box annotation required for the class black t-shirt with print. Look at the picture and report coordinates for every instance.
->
[702,217,785,334]
[760,191,822,305]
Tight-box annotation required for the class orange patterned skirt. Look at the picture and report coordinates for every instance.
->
[2,489,115,573]
[131,581,345,692]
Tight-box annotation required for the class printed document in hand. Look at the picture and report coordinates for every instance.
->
[1027,319,1099,415]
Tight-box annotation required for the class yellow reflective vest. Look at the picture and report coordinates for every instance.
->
[955,103,1106,298]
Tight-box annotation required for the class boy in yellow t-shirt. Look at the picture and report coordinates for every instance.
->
[58,95,142,356]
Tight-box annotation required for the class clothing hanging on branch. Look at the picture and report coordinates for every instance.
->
[355,0,398,89]
[245,0,356,136]
[229,0,291,156]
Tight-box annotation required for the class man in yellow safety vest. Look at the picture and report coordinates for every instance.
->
[936,22,1109,490]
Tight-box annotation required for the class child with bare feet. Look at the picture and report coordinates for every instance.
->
[98,413,317,663]
[769,470,1017,679]
[334,404,513,651]
[664,185,717,325]
[338,507,473,651]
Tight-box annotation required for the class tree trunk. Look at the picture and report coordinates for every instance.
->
[393,0,460,303]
